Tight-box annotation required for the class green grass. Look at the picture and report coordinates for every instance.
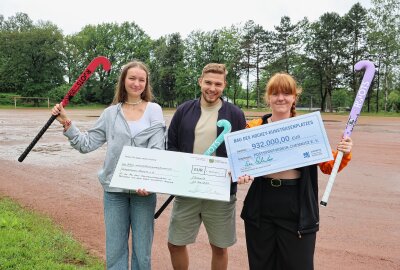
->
[234,98,260,108]
[66,104,107,109]
[0,197,104,270]
[360,111,400,117]
[0,103,107,110]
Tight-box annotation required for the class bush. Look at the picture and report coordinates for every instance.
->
[0,93,19,106]
[388,90,400,112]
[47,85,83,104]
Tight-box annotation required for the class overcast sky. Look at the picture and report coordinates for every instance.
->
[2,0,372,38]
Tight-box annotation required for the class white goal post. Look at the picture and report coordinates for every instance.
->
[13,96,50,108]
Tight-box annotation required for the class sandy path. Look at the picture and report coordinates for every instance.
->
[0,108,399,269]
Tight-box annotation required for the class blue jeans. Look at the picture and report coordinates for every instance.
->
[103,191,156,270]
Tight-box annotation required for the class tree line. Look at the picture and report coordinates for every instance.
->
[0,0,399,112]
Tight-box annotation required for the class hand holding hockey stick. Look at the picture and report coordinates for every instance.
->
[18,56,111,162]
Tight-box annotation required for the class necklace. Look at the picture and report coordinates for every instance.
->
[125,99,143,106]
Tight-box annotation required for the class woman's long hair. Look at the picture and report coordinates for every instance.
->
[112,61,153,104]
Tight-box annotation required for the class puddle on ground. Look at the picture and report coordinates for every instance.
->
[32,144,62,153]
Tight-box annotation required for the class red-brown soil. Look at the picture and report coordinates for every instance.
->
[0,108,399,269]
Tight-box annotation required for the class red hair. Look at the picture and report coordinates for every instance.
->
[265,72,302,117]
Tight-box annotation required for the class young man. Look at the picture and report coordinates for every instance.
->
[167,63,246,270]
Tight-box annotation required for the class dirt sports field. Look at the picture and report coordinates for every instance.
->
[0,108,399,269]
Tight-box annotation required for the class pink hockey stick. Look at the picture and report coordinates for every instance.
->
[320,60,375,206]
[18,56,111,162]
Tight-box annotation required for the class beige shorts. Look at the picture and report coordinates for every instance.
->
[168,195,237,248]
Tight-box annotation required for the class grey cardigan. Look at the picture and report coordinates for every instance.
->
[64,103,166,192]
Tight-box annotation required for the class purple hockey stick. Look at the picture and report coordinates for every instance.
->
[320,60,376,206]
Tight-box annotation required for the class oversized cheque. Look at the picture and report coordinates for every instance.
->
[224,111,334,182]
[110,146,231,201]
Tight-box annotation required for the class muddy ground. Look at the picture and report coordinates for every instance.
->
[0,108,399,269]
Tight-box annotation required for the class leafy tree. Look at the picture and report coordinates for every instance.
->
[181,30,215,102]
[67,22,152,104]
[251,25,269,108]
[47,84,83,104]
[211,26,243,104]
[151,33,184,107]
[368,0,400,111]
[289,55,322,110]
[262,17,309,108]
[0,13,34,93]
[0,14,64,101]
[240,21,264,108]
[343,3,369,95]
[332,88,352,109]
[0,12,33,31]
[305,12,349,112]
[271,16,306,74]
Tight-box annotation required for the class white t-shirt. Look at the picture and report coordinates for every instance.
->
[126,102,164,137]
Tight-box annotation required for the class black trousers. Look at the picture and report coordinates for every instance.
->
[244,183,316,270]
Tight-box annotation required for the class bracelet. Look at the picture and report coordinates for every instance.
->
[63,119,71,131]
